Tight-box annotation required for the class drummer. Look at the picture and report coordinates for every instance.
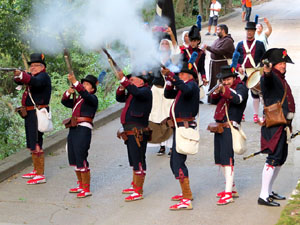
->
[235,21,265,123]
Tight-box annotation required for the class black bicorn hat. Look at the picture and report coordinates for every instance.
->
[28,53,46,67]
[188,25,201,41]
[81,74,99,92]
[180,62,198,80]
[216,65,238,79]
[261,48,294,65]
[245,21,257,30]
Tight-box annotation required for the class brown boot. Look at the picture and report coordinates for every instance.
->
[22,153,38,179]
[26,152,46,185]
[36,152,45,175]
[169,178,193,210]
[180,177,193,200]
[77,170,92,198]
[125,174,145,201]
[69,171,83,193]
[122,170,136,194]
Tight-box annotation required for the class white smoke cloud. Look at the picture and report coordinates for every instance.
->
[23,0,168,73]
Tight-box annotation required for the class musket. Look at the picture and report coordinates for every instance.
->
[0,54,28,72]
[63,48,73,74]
[243,151,261,160]
[207,80,221,96]
[15,53,30,91]
[101,48,121,77]
[63,48,76,104]
[21,53,29,71]
[244,130,300,160]
[59,34,76,103]
[0,68,20,72]
[291,130,300,139]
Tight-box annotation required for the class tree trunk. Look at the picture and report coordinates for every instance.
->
[189,0,195,14]
[198,0,204,16]
[176,0,185,14]
[225,0,233,13]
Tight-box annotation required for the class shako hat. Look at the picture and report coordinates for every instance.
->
[188,25,201,41]
[217,65,238,79]
[261,48,294,65]
[28,53,46,67]
[81,74,99,92]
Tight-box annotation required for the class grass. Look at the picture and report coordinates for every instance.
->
[277,180,300,225]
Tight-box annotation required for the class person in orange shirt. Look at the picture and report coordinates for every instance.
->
[245,0,252,22]
[241,0,246,22]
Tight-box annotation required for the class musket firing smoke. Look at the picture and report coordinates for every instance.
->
[23,0,168,73]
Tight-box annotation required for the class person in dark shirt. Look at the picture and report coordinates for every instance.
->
[116,71,152,202]
[14,53,51,185]
[209,65,248,205]
[61,74,98,198]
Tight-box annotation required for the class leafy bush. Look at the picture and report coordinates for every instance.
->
[0,51,119,159]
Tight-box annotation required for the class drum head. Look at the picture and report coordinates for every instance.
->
[246,70,261,89]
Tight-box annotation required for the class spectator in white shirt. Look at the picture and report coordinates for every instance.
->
[206,0,222,36]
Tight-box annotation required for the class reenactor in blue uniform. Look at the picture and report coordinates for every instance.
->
[209,65,248,205]
[182,25,208,104]
[162,62,199,210]
[61,74,98,198]
[116,71,152,202]
[14,53,51,185]
[235,21,265,123]
[258,48,295,207]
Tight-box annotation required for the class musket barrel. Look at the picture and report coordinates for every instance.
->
[207,82,220,96]
[0,68,18,72]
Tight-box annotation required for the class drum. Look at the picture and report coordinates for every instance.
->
[246,69,262,94]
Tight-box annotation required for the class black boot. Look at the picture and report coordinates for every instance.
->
[269,191,286,200]
[157,146,165,156]
[258,197,280,207]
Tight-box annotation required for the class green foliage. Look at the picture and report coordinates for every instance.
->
[0,0,32,61]
[0,93,25,159]
[0,50,118,159]
[277,182,300,224]
[175,14,197,29]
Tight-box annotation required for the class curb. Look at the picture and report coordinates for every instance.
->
[0,103,123,183]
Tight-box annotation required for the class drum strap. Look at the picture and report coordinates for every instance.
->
[242,40,257,69]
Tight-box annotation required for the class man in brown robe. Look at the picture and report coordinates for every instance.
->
[203,24,235,104]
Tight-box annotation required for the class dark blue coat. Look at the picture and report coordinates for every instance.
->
[212,79,248,124]
[14,71,51,106]
[182,47,206,79]
[260,69,295,153]
[116,80,152,128]
[61,82,98,118]
[164,75,199,118]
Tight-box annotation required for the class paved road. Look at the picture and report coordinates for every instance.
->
[1,0,300,224]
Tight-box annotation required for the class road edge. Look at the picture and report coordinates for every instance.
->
[0,103,123,183]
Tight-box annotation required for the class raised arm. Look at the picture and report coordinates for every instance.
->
[264,18,272,38]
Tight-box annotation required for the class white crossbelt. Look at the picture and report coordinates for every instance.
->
[242,39,258,69]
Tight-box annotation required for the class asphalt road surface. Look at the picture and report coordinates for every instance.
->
[1,0,300,224]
